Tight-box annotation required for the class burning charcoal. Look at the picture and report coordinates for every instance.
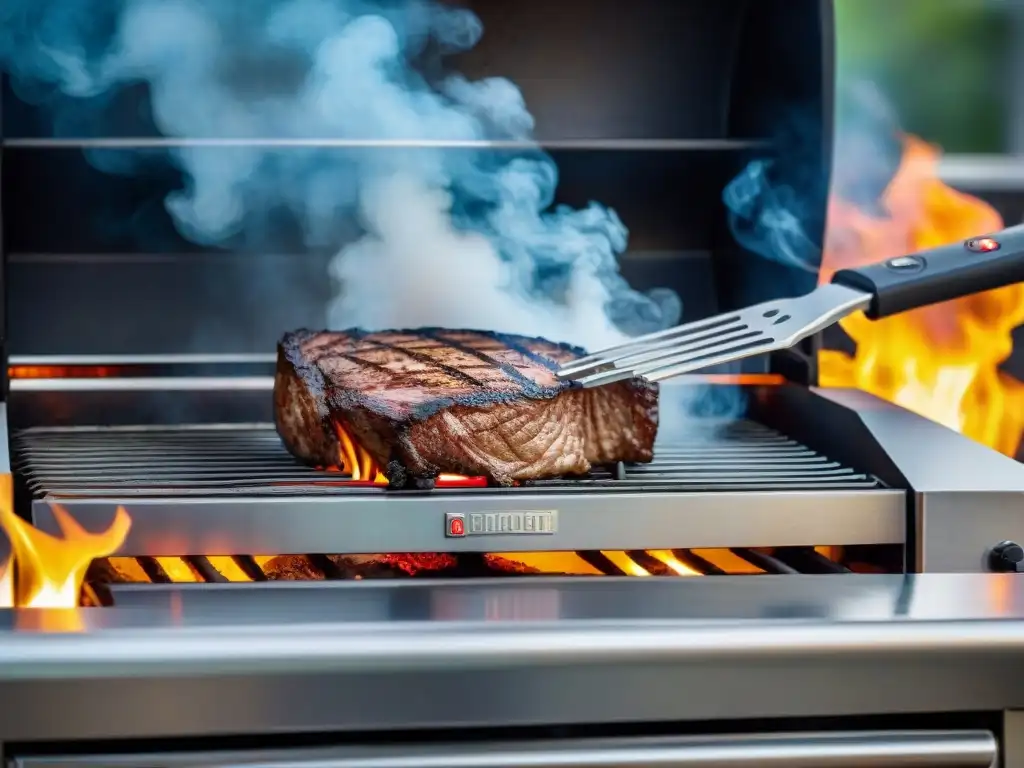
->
[328,553,459,578]
[262,555,325,581]
[326,555,407,579]
[483,554,547,575]
[378,553,458,574]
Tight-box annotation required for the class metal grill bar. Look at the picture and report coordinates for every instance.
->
[672,549,727,575]
[232,555,268,581]
[576,551,627,575]
[773,547,853,574]
[730,548,801,575]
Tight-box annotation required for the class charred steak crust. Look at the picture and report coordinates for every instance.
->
[275,328,659,486]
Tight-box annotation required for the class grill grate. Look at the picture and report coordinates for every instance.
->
[14,419,882,496]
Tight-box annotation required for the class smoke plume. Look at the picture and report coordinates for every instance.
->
[722,81,905,275]
[722,158,821,275]
[0,0,679,351]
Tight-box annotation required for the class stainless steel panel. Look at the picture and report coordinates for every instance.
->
[0,575,1021,740]
[760,386,1024,572]
[7,731,1000,768]
[16,419,902,556]
[1006,711,1024,768]
[28,490,904,556]
[0,403,11,476]
[96,571,1011,621]
[818,388,1024,572]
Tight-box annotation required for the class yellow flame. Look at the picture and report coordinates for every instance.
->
[333,421,387,482]
[821,135,1024,456]
[602,551,652,577]
[649,550,701,576]
[0,474,131,628]
[0,558,11,608]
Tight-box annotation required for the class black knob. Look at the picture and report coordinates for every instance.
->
[989,541,1024,572]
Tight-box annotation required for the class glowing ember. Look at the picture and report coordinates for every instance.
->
[8,365,120,379]
[0,474,130,623]
[821,135,1024,456]
[331,420,486,487]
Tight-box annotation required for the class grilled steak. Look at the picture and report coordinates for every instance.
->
[275,328,659,487]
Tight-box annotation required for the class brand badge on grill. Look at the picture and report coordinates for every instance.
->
[445,511,558,537]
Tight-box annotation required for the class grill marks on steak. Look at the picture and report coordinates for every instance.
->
[275,328,658,487]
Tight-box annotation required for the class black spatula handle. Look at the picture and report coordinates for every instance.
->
[830,222,1024,319]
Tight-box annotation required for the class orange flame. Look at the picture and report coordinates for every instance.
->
[821,135,1024,456]
[331,421,486,487]
[0,474,131,628]
[8,366,121,379]
[332,420,386,483]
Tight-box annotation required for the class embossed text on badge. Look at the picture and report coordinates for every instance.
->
[445,510,558,537]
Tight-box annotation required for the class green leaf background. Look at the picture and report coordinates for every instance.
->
[836,0,1012,152]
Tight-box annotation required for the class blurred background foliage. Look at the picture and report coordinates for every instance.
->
[836,0,1013,152]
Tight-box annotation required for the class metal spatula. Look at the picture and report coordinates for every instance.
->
[557,224,1024,388]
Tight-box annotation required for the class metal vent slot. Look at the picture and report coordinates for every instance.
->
[14,420,882,496]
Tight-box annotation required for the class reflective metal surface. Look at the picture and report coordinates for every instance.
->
[0,403,11,476]
[8,731,1000,768]
[562,283,872,386]
[798,387,1024,572]
[94,570,1024,625]
[0,575,1022,740]
[1006,712,1024,768]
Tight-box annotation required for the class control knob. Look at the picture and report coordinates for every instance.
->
[988,540,1024,573]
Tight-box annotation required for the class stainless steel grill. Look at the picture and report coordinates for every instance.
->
[13,418,906,557]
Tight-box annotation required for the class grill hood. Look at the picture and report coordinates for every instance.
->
[1,0,834,382]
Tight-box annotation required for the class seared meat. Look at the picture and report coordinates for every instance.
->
[275,328,658,487]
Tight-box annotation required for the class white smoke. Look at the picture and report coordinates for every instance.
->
[330,175,631,349]
[0,0,680,351]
